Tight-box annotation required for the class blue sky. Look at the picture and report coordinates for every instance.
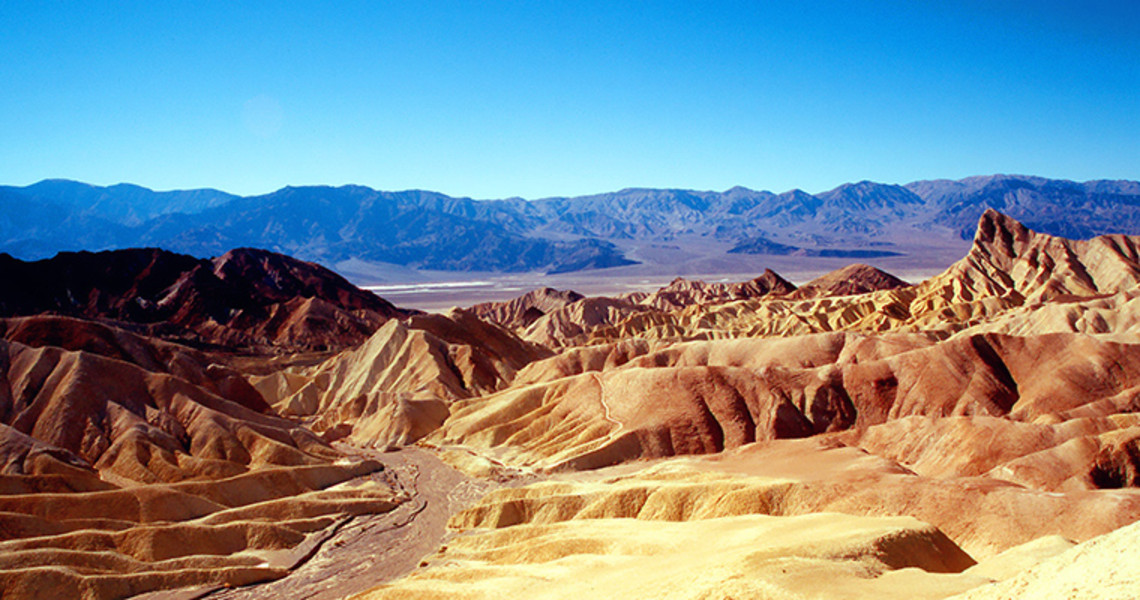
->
[2,1,1136,198]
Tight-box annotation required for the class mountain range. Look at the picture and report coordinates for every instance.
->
[3,175,1139,275]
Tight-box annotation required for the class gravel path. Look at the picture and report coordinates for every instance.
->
[194,445,495,600]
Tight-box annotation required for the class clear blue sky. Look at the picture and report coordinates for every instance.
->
[2,1,1137,198]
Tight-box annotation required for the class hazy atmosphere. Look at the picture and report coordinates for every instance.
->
[3,1,1137,198]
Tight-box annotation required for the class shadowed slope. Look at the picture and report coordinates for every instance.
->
[0,247,408,352]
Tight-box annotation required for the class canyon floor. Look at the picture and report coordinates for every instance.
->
[3,210,1140,599]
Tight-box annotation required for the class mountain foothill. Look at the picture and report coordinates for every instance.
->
[2,177,1140,599]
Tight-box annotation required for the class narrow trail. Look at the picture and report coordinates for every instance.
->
[542,371,630,473]
[194,446,495,600]
[592,371,624,435]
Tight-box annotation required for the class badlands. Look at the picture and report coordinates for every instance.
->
[3,209,1140,599]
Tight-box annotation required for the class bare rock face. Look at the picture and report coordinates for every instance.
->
[0,247,409,352]
[0,319,333,483]
[430,332,1140,475]
[358,439,1140,600]
[0,315,267,411]
[445,438,1140,558]
[479,270,795,348]
[949,518,1140,600]
[360,512,980,600]
[389,211,1140,600]
[910,209,1140,316]
[520,296,654,347]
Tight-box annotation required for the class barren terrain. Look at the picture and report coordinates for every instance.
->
[3,209,1140,599]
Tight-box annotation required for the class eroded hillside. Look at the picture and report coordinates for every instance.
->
[3,209,1140,599]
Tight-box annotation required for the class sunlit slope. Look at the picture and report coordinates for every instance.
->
[580,210,1140,344]
[358,439,1140,599]
[431,332,1140,473]
[253,309,550,449]
[0,317,401,599]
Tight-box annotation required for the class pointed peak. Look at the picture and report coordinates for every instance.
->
[974,209,1032,247]
[831,263,909,287]
[787,263,908,299]
[754,269,797,295]
[756,267,794,285]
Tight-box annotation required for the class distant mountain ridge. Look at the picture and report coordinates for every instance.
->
[2,175,1138,274]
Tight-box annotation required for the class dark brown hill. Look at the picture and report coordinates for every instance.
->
[638,269,796,310]
[0,247,408,352]
[787,264,910,299]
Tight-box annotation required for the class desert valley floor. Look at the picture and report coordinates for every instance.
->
[2,209,1140,599]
